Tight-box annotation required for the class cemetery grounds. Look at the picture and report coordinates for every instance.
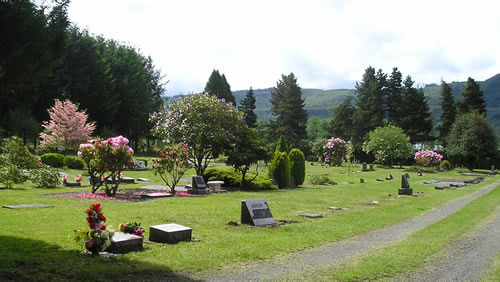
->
[1,160,500,281]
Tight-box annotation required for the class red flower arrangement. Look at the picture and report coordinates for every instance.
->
[74,203,114,255]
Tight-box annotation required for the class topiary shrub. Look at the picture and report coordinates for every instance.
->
[40,153,64,168]
[289,148,305,186]
[203,168,241,187]
[245,177,278,190]
[440,160,452,171]
[309,175,331,186]
[275,135,289,153]
[65,156,84,169]
[268,151,290,188]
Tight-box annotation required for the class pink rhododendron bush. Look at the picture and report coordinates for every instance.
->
[78,136,134,197]
[322,137,348,166]
[414,150,443,167]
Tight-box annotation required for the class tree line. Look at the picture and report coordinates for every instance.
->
[0,0,164,151]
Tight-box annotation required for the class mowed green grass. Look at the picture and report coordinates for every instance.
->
[0,162,496,280]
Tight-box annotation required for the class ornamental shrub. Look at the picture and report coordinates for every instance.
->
[29,164,60,188]
[440,160,452,171]
[309,175,331,186]
[65,156,85,169]
[0,136,38,169]
[268,151,290,188]
[0,155,26,188]
[414,150,443,167]
[322,137,347,166]
[152,142,190,194]
[203,168,241,187]
[289,148,305,186]
[275,135,289,153]
[245,177,278,190]
[41,153,64,168]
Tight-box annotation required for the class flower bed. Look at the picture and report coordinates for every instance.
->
[44,189,193,201]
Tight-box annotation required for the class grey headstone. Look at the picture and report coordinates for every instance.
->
[362,162,368,171]
[136,178,150,182]
[241,200,276,226]
[301,213,322,218]
[134,160,147,171]
[376,178,384,182]
[398,173,413,195]
[106,232,143,254]
[360,178,366,183]
[149,223,192,244]
[120,177,135,184]
[369,164,374,171]
[3,204,54,209]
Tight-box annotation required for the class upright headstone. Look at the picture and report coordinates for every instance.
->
[369,164,374,171]
[491,166,496,175]
[362,162,368,171]
[187,176,209,194]
[241,200,276,226]
[398,173,413,195]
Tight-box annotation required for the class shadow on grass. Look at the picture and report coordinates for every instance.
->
[0,235,199,281]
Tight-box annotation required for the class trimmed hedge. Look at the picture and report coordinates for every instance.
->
[65,156,84,169]
[40,153,64,168]
[268,151,290,188]
[203,168,278,190]
[289,148,305,186]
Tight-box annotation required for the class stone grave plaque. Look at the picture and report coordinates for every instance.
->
[187,176,209,194]
[149,223,192,244]
[64,182,81,187]
[3,204,54,209]
[120,177,135,184]
[241,200,276,226]
[141,192,173,199]
[301,213,322,218]
[106,232,143,254]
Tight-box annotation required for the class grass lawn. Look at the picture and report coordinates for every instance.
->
[0,161,497,280]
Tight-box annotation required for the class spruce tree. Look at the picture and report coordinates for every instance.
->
[204,69,236,104]
[269,73,308,146]
[456,77,486,115]
[327,96,354,140]
[238,87,257,128]
[439,81,456,144]
[385,67,403,124]
[398,76,433,143]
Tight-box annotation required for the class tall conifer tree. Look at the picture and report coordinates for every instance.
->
[456,77,486,115]
[269,73,308,146]
[204,69,236,104]
[385,67,403,124]
[239,87,257,128]
[439,81,456,144]
[327,96,354,140]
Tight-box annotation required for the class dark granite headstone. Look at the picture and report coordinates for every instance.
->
[64,182,81,187]
[241,200,276,226]
[369,164,374,171]
[120,177,135,184]
[106,232,143,254]
[398,173,413,195]
[360,178,366,183]
[362,162,368,171]
[149,223,192,244]
[187,176,209,194]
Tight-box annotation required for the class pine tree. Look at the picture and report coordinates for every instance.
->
[398,76,433,143]
[352,67,385,145]
[327,96,354,140]
[385,67,403,124]
[204,69,236,105]
[439,80,456,144]
[238,87,257,128]
[456,77,486,115]
[269,73,308,146]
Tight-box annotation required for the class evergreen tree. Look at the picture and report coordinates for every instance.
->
[204,69,236,104]
[327,96,354,140]
[269,73,308,146]
[456,77,486,115]
[439,81,456,144]
[238,87,257,128]
[352,67,385,145]
[385,67,403,124]
[398,76,433,143]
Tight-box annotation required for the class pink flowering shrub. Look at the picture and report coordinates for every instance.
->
[78,136,134,197]
[322,137,348,166]
[152,142,190,194]
[414,150,443,167]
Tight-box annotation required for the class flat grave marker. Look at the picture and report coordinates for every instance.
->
[241,200,276,226]
[3,204,54,209]
[141,192,173,199]
[106,232,143,254]
[149,223,192,244]
[301,213,322,218]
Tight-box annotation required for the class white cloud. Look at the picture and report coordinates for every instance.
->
[67,0,500,95]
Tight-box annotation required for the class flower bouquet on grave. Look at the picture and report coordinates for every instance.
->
[118,221,145,237]
[75,174,83,183]
[74,203,114,255]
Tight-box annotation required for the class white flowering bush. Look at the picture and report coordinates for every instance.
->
[322,137,347,166]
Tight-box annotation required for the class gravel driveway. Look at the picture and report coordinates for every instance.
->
[197,181,500,281]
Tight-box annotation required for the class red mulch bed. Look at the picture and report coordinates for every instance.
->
[44,189,193,201]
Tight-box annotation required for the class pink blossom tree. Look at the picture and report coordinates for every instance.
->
[40,99,96,152]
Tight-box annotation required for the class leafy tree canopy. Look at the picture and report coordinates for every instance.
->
[363,125,413,166]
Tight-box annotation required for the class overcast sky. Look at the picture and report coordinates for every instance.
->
[67,0,500,96]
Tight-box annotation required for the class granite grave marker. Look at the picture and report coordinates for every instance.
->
[241,200,276,226]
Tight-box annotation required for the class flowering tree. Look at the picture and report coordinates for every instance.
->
[322,137,348,166]
[152,142,190,194]
[78,136,134,197]
[363,125,413,166]
[150,93,246,175]
[40,99,96,152]
[414,150,443,167]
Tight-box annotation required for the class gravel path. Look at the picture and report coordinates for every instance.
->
[394,205,500,282]
[198,181,500,281]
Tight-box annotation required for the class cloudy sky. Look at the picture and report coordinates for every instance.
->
[67,0,500,96]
